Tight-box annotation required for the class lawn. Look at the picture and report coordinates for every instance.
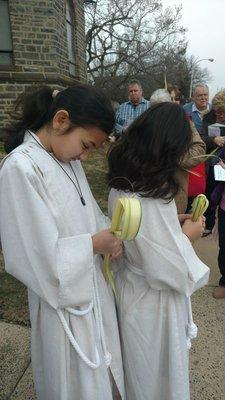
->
[0,143,111,326]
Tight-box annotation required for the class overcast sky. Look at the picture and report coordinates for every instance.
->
[162,0,225,99]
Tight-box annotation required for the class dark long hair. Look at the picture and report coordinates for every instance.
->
[0,84,115,153]
[108,102,192,200]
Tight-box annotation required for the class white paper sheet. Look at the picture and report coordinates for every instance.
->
[214,164,225,181]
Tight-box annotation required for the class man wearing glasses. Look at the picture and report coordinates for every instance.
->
[184,84,211,133]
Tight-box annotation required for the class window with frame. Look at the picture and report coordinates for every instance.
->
[0,0,13,67]
[66,0,76,76]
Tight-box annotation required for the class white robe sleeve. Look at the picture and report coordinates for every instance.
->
[0,155,94,310]
[131,198,209,296]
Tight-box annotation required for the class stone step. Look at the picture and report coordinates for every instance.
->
[10,364,36,400]
[0,322,35,400]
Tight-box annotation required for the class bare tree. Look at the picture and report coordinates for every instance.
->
[84,0,211,101]
[85,1,185,84]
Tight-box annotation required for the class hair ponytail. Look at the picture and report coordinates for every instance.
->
[0,84,114,154]
[0,86,54,153]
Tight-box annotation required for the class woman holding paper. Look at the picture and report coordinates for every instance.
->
[201,89,225,298]
[201,90,225,237]
[211,148,225,299]
[202,89,225,151]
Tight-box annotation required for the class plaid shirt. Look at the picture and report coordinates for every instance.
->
[115,98,150,136]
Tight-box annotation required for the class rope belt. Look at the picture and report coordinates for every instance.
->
[57,268,111,369]
[125,260,197,349]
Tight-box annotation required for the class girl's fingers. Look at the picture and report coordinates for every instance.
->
[110,243,123,260]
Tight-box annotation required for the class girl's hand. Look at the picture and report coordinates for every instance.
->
[178,213,192,226]
[92,229,123,260]
[182,216,205,242]
[218,160,225,169]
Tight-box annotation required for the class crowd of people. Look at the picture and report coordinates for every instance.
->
[0,80,224,399]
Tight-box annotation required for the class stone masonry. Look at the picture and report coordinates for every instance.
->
[0,0,88,126]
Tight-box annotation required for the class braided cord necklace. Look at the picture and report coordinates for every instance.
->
[28,130,86,206]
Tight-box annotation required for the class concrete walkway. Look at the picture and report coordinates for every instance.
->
[0,323,35,399]
[190,235,225,400]
[0,235,225,399]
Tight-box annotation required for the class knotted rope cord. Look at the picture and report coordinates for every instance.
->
[186,297,198,350]
[57,304,100,369]
[57,269,111,369]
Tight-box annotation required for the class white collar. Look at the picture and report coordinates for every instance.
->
[192,102,210,113]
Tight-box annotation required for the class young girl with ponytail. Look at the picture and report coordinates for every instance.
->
[0,85,124,400]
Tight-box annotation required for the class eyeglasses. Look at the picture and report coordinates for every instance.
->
[195,94,208,99]
[215,109,225,115]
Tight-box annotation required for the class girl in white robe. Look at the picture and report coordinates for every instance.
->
[0,85,125,400]
[107,102,210,400]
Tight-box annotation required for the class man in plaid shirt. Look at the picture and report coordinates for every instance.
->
[115,80,150,137]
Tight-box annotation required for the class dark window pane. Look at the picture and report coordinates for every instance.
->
[0,52,13,65]
[66,0,75,75]
[69,63,75,76]
[67,23,75,63]
[0,0,13,51]
[66,1,73,23]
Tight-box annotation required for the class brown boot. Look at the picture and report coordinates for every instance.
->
[213,286,225,299]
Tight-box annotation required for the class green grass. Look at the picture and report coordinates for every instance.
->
[83,144,110,213]
[0,144,110,326]
[0,258,29,326]
[0,142,4,153]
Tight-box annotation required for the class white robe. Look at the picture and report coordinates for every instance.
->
[108,189,210,400]
[0,132,125,400]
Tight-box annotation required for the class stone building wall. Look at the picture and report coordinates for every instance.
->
[0,0,88,126]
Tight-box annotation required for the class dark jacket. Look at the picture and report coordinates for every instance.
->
[211,146,225,207]
[202,110,217,153]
